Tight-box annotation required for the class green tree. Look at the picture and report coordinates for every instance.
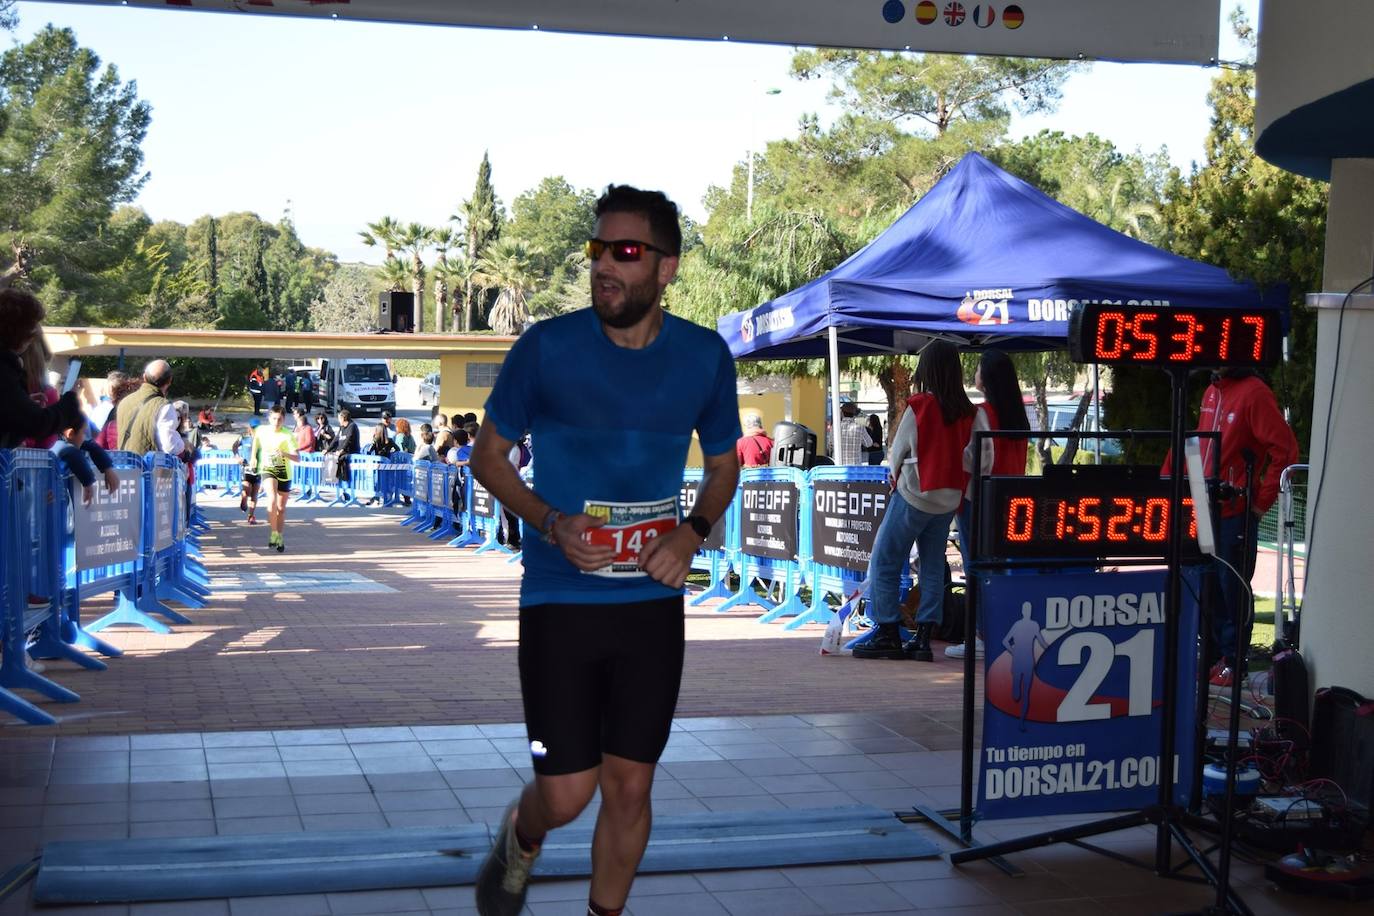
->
[1108,13,1326,460]
[454,152,504,330]
[394,222,433,332]
[477,237,542,335]
[429,226,458,332]
[508,177,597,279]
[308,264,376,333]
[0,26,151,322]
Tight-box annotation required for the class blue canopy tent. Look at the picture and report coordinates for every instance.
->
[715,152,1287,433]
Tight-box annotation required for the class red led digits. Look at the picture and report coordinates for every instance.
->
[1218,318,1232,361]
[1106,498,1133,541]
[1006,497,1034,542]
[1076,497,1102,540]
[1095,311,1126,359]
[1169,313,1200,362]
[1055,499,1069,539]
[1142,498,1170,541]
[1130,310,1159,359]
[1183,497,1198,539]
[1241,315,1266,360]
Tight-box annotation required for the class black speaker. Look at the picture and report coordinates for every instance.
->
[378,291,415,333]
[771,421,818,470]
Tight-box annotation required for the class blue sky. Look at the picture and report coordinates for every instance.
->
[15,1,1258,264]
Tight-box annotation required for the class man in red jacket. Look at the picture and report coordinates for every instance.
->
[1190,368,1299,686]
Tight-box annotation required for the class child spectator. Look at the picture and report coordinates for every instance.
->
[50,417,118,507]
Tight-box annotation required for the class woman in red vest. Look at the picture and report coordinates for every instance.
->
[855,341,976,662]
[947,349,1030,660]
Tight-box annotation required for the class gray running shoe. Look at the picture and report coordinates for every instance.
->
[475,800,539,916]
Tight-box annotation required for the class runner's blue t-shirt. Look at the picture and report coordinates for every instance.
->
[484,308,741,606]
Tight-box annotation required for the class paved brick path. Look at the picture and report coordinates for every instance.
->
[2,497,979,739]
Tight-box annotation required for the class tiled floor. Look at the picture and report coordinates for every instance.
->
[0,497,1363,914]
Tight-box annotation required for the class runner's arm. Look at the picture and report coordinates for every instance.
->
[639,448,739,588]
[470,425,614,571]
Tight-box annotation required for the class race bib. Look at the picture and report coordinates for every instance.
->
[582,496,679,577]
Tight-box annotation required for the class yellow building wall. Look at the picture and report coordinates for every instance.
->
[438,353,508,422]
[792,376,828,455]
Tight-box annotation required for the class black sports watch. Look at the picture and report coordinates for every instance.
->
[684,514,712,539]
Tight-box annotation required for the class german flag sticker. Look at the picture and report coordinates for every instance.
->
[1003,4,1024,28]
[915,1,939,24]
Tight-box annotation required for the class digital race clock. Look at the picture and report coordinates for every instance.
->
[979,466,1207,561]
[1068,303,1282,369]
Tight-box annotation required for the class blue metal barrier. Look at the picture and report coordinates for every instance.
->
[157,461,208,610]
[1,450,79,724]
[294,453,325,503]
[683,469,737,605]
[470,478,514,555]
[193,449,243,497]
[87,453,193,635]
[405,460,431,528]
[349,455,384,505]
[714,466,809,621]
[382,454,413,507]
[427,464,458,540]
[448,471,483,548]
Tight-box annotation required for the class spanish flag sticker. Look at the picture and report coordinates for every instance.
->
[1003,4,1024,28]
[915,1,939,24]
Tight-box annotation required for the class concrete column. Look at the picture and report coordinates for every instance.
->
[1299,158,1374,697]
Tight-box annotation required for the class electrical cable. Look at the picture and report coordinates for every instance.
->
[1298,273,1374,622]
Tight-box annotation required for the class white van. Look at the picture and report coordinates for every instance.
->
[320,359,396,417]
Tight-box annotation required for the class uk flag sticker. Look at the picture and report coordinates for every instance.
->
[944,2,966,26]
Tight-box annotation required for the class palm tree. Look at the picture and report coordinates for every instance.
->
[1084,176,1159,240]
[395,222,434,333]
[477,238,543,336]
[358,216,402,260]
[452,198,496,332]
[433,252,477,333]
[429,227,458,332]
[375,256,409,293]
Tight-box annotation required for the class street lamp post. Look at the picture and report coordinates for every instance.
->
[746,87,782,222]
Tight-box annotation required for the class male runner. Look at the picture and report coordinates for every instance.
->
[470,185,741,916]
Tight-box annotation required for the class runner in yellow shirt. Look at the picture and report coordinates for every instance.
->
[251,403,300,552]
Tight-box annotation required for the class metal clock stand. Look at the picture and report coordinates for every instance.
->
[924,366,1254,916]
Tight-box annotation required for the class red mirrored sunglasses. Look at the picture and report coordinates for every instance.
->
[585,238,670,262]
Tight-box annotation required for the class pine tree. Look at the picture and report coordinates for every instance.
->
[455,152,503,330]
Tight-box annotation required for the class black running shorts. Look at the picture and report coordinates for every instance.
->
[518,595,685,776]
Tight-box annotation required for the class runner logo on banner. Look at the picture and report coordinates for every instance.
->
[977,569,1199,819]
[678,481,725,551]
[152,465,176,552]
[73,469,142,570]
[740,481,798,561]
[471,479,495,518]
[811,479,887,573]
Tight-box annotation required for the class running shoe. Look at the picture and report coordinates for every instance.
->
[247,512,257,525]
[945,637,985,660]
[275,535,285,554]
[475,800,539,916]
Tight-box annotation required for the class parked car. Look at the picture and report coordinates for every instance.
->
[419,372,440,406]
[1028,395,1123,461]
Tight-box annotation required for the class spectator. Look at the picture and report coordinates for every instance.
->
[89,370,127,434]
[299,370,314,410]
[370,423,399,459]
[835,400,874,465]
[1168,367,1299,687]
[393,417,416,455]
[247,368,264,415]
[735,413,773,467]
[463,420,480,444]
[313,411,336,452]
[854,341,976,662]
[197,405,215,430]
[949,350,1029,660]
[327,407,361,489]
[115,360,185,457]
[262,372,280,412]
[462,411,478,425]
[19,335,61,448]
[435,413,451,437]
[434,428,456,462]
[380,411,395,437]
[95,374,141,450]
[0,288,86,448]
[414,424,438,462]
[293,408,316,452]
[864,414,885,465]
[283,368,297,412]
[50,415,118,507]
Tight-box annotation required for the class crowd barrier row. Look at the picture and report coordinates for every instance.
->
[2,448,210,726]
[390,460,903,633]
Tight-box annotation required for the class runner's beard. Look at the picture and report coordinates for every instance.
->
[592,272,659,329]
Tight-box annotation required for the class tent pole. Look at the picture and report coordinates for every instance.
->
[1092,363,1102,463]
[828,326,842,457]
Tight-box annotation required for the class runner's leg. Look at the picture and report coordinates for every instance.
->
[589,754,656,909]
